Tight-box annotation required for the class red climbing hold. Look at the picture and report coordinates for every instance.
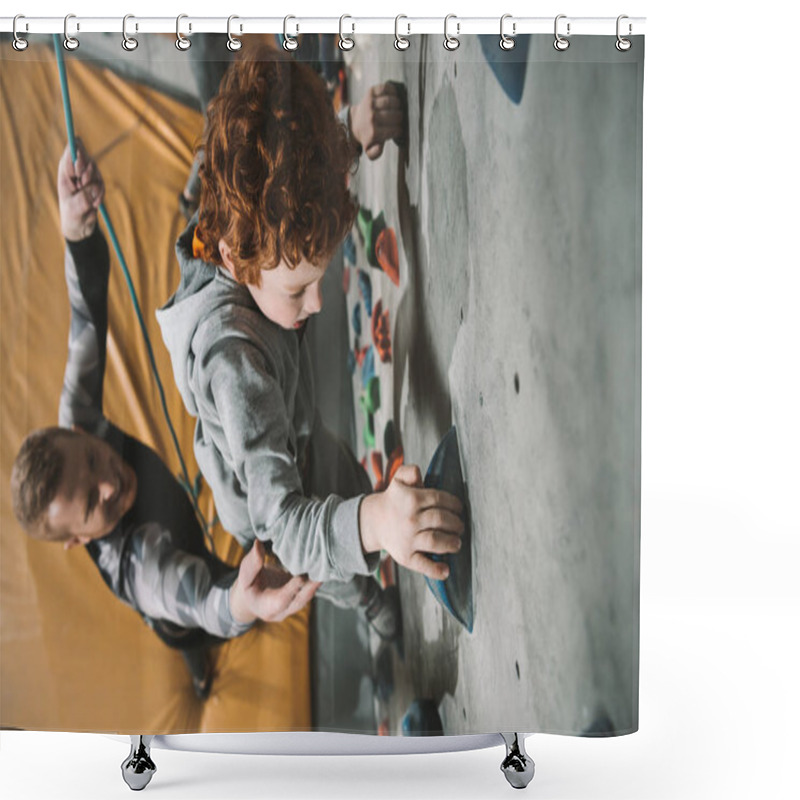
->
[342,264,351,294]
[372,299,392,363]
[376,227,400,286]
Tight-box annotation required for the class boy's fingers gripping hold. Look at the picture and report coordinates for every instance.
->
[408,552,450,582]
[416,529,462,555]
[416,507,464,536]
[419,488,463,516]
[393,463,423,488]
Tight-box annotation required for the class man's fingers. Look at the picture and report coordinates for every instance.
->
[416,529,462,555]
[71,183,102,216]
[57,146,77,195]
[273,575,308,607]
[284,580,321,616]
[238,541,266,586]
[408,552,450,581]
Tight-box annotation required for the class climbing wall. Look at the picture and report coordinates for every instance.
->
[343,35,641,736]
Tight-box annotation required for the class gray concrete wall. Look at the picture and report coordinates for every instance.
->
[345,34,642,736]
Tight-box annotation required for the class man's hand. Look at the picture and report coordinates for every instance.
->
[349,83,405,160]
[57,140,105,242]
[359,464,464,581]
[229,540,321,625]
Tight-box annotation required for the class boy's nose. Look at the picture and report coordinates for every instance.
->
[305,282,323,315]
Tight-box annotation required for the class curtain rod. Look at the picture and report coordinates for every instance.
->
[1,16,646,37]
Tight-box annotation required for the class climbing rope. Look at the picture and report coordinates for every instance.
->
[53,37,216,553]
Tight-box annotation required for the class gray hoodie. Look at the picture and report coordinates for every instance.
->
[156,220,372,584]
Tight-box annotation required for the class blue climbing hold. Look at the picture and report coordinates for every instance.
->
[401,699,444,736]
[361,346,376,388]
[352,302,362,337]
[358,269,373,317]
[478,34,530,105]
[343,232,357,265]
[347,349,356,375]
[423,426,474,633]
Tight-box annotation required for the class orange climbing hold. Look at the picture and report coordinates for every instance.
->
[371,451,385,489]
[375,227,400,286]
[386,445,404,485]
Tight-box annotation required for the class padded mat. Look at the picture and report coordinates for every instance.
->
[1,45,310,734]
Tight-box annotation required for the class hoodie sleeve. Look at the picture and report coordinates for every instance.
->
[202,336,375,583]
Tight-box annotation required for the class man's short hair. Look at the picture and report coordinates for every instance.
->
[10,426,78,542]
[197,45,359,285]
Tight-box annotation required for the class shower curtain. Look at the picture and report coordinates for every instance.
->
[0,29,643,739]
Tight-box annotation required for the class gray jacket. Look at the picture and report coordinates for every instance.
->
[156,220,372,584]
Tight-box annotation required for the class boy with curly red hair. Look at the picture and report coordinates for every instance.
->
[157,49,464,635]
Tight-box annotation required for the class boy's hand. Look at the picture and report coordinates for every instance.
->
[359,464,464,581]
[57,140,105,242]
[349,83,405,160]
[229,540,321,624]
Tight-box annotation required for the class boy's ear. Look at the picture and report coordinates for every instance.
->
[218,238,237,276]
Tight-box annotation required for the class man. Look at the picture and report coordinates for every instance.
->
[10,141,320,698]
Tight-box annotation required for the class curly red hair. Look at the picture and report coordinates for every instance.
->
[198,47,358,285]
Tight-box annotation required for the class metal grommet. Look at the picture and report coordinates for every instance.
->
[12,15,29,51]
[499,14,516,51]
[227,15,242,51]
[615,14,632,52]
[443,14,460,51]
[394,15,410,51]
[175,14,191,51]
[282,16,298,51]
[122,14,138,51]
[339,14,355,51]
[64,14,79,51]
[553,14,570,51]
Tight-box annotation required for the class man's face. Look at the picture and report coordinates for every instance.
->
[47,431,138,549]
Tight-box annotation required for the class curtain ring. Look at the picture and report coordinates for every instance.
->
[282,16,298,51]
[615,15,632,51]
[339,15,355,51]
[499,14,516,51]
[553,14,570,51]
[175,14,191,51]
[443,14,460,51]
[227,15,242,51]
[122,15,138,51]
[12,15,29,51]
[64,14,80,51]
[394,15,410,51]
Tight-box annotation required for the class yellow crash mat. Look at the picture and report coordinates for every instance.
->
[0,45,310,734]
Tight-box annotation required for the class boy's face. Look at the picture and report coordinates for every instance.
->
[245,255,329,331]
[47,431,138,549]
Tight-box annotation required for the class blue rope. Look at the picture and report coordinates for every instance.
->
[52,37,215,552]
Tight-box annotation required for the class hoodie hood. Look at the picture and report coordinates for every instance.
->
[156,217,259,417]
